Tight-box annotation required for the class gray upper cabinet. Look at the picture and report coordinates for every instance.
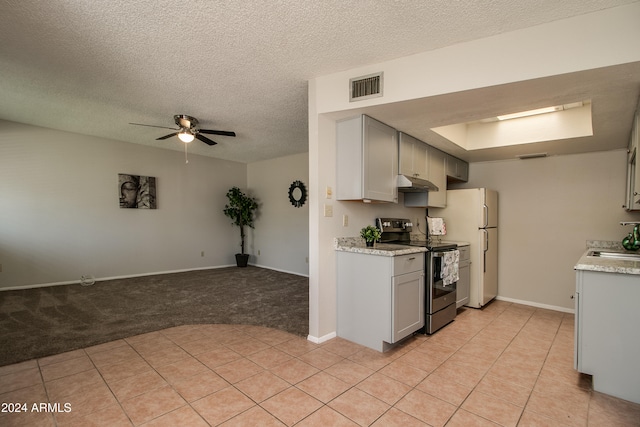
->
[445,153,469,182]
[336,115,398,203]
[403,141,465,208]
[399,132,429,179]
[625,108,640,211]
[427,147,447,208]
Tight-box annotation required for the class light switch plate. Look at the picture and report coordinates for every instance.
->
[326,186,332,199]
[324,204,333,217]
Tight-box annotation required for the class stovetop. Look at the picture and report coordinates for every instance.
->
[382,239,457,251]
[376,218,457,251]
[405,240,457,251]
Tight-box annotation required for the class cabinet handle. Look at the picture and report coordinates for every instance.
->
[408,257,415,261]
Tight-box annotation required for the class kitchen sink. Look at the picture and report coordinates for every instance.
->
[587,250,640,261]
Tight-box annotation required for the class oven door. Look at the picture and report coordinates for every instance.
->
[427,251,457,313]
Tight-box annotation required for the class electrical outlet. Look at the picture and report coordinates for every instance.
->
[324,204,333,217]
[305,256,309,263]
[201,251,205,257]
[258,250,261,256]
[343,214,348,226]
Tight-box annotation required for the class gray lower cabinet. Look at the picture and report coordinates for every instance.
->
[456,245,470,308]
[575,270,640,404]
[337,252,424,352]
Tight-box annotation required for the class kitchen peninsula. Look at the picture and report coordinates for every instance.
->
[335,237,427,352]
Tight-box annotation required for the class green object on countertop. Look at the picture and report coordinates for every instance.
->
[622,224,640,251]
[360,225,382,246]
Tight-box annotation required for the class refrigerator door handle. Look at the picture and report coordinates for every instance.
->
[482,229,488,272]
[483,204,488,228]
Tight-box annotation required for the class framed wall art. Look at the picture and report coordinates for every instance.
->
[119,174,157,209]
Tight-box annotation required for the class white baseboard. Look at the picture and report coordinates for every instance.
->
[495,296,575,314]
[0,265,236,291]
[307,331,336,344]
[250,263,309,278]
[1,263,308,292]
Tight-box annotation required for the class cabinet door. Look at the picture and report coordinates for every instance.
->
[631,113,640,210]
[626,147,637,210]
[454,158,468,182]
[445,155,468,182]
[456,262,470,308]
[427,147,447,207]
[363,116,398,202]
[415,141,429,178]
[574,286,581,370]
[399,132,429,178]
[398,133,414,177]
[392,271,424,342]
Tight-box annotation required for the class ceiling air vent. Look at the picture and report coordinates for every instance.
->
[350,72,383,102]
[516,152,548,160]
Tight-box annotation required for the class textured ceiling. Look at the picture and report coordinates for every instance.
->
[0,0,638,163]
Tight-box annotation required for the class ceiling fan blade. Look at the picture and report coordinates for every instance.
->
[156,132,179,140]
[196,133,218,146]
[129,122,179,131]
[199,129,236,137]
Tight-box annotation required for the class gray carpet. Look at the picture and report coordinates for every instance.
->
[0,266,309,367]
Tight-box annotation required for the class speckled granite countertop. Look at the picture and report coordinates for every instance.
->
[575,240,640,275]
[334,237,426,257]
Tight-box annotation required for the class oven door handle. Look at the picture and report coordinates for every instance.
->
[431,249,456,257]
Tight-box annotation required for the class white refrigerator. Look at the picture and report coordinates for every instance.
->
[431,188,498,308]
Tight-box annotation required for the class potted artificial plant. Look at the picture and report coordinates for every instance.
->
[223,186,258,267]
[360,225,382,247]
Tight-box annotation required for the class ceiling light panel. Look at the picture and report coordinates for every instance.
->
[497,106,562,121]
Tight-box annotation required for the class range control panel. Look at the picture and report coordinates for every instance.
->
[376,218,413,233]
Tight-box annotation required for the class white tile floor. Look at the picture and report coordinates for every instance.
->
[1,300,639,426]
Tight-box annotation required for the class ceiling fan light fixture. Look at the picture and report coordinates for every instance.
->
[178,131,195,143]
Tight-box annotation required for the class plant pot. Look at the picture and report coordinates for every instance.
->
[365,241,374,247]
[235,253,249,267]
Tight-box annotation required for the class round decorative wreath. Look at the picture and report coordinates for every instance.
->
[288,180,307,208]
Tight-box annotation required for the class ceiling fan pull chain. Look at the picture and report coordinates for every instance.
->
[184,142,189,164]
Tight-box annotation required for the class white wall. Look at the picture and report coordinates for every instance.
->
[313,3,640,115]
[0,120,247,289]
[247,153,310,276]
[453,150,640,310]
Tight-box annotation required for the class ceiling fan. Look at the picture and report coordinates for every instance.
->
[130,114,236,146]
